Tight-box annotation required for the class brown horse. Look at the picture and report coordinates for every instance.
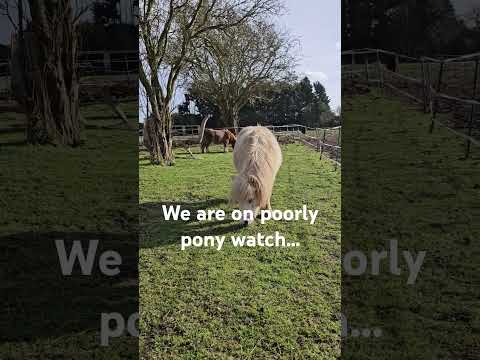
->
[200,128,236,153]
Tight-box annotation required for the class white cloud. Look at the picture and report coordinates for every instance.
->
[304,71,329,82]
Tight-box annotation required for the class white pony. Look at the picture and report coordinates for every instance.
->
[230,126,282,225]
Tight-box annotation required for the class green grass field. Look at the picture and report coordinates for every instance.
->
[0,101,138,236]
[344,60,480,98]
[140,144,341,359]
[0,102,138,358]
[342,91,480,359]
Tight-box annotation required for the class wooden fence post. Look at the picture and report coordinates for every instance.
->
[365,56,370,82]
[421,58,428,113]
[426,62,434,114]
[376,50,384,92]
[320,129,326,160]
[430,61,445,133]
[466,59,479,158]
[334,129,341,171]
[103,51,111,73]
[351,53,355,82]
[124,53,132,85]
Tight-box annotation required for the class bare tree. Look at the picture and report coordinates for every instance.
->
[27,1,81,144]
[139,0,282,165]
[188,20,296,129]
[7,1,84,145]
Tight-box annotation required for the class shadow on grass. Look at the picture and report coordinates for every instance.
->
[201,150,231,154]
[0,140,28,147]
[138,147,233,165]
[0,232,138,344]
[138,153,200,164]
[140,199,244,248]
[172,151,231,159]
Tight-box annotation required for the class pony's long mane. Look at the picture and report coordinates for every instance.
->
[237,135,276,207]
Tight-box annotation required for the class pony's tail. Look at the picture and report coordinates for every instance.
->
[198,115,211,144]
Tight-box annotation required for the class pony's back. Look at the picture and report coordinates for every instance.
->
[233,126,282,175]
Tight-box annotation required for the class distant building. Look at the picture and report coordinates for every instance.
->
[74,0,138,25]
[0,1,138,45]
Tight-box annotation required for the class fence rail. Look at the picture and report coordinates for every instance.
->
[138,124,342,170]
[139,124,342,169]
[0,50,138,99]
[165,123,342,136]
[342,48,480,158]
[1,50,138,75]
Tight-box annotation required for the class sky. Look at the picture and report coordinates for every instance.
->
[279,0,341,112]
[1,0,476,117]
[162,0,341,117]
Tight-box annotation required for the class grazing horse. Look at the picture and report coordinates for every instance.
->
[200,128,236,153]
[230,126,282,225]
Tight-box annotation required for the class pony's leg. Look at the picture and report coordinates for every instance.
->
[186,146,196,159]
[224,142,228,153]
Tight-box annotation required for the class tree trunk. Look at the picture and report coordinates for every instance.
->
[232,112,240,133]
[15,1,81,146]
[144,111,174,166]
[220,105,240,131]
[143,117,162,165]
[158,110,174,166]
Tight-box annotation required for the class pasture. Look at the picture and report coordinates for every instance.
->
[139,143,341,359]
[346,61,480,96]
[0,101,138,236]
[0,102,138,359]
[342,91,480,359]
[344,53,480,150]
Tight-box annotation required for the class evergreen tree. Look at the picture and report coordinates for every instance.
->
[313,81,331,110]
[343,0,465,56]
[182,76,333,128]
[295,77,315,111]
